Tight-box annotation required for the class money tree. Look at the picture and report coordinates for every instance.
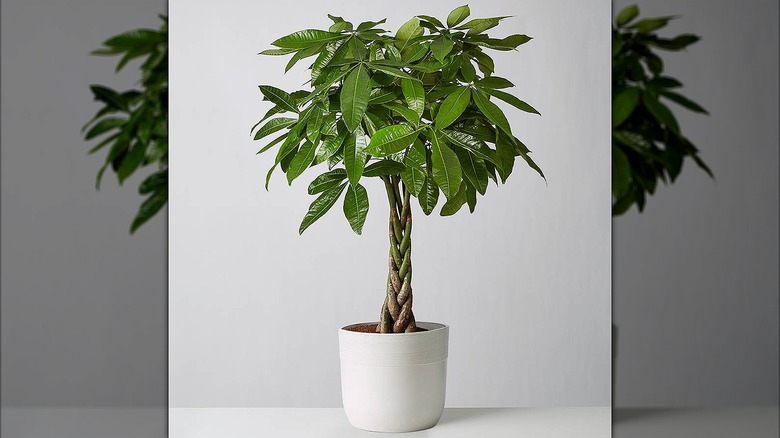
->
[253,5,544,333]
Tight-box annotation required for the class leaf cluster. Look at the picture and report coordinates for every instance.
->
[612,5,712,216]
[83,15,168,233]
[253,5,544,235]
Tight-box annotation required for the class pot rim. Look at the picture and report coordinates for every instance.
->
[340,321,448,335]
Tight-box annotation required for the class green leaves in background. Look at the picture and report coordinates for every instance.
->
[612,4,711,215]
[255,5,543,233]
[84,15,168,233]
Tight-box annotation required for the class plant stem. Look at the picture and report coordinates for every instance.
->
[378,175,416,333]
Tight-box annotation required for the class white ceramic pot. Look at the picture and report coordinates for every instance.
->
[338,322,449,433]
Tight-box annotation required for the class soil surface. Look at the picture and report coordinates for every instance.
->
[343,323,427,333]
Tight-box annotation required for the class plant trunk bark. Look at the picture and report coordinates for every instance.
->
[377,175,417,333]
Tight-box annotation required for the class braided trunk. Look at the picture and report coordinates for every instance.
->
[377,175,417,333]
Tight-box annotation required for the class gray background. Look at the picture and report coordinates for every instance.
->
[1,0,167,406]
[168,0,611,407]
[612,0,779,406]
[1,0,778,410]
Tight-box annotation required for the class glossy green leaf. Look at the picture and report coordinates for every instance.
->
[483,88,540,115]
[418,172,439,215]
[286,141,317,185]
[417,14,444,28]
[85,117,126,140]
[343,183,369,234]
[366,63,421,81]
[446,5,470,27]
[430,36,455,63]
[440,182,467,216]
[456,17,508,35]
[315,131,347,164]
[472,90,512,135]
[384,102,420,124]
[103,29,165,48]
[90,85,128,111]
[363,159,407,177]
[452,146,488,195]
[272,29,345,49]
[395,17,421,42]
[130,187,167,233]
[401,79,425,118]
[308,168,347,194]
[259,85,299,113]
[627,17,674,34]
[253,117,296,140]
[401,140,427,196]
[475,76,514,89]
[435,87,471,129]
[366,124,421,156]
[117,142,146,183]
[340,64,371,131]
[429,130,462,199]
[344,128,368,186]
[299,182,347,234]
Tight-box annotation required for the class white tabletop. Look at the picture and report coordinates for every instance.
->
[3,407,777,438]
[169,407,611,438]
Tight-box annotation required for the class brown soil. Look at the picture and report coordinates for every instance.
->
[343,323,427,333]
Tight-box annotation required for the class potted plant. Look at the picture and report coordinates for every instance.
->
[253,5,543,432]
[83,15,169,233]
[612,4,711,215]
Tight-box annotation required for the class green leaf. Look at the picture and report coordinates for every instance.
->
[401,78,425,118]
[340,64,371,131]
[344,128,368,186]
[103,29,165,48]
[459,58,476,81]
[401,140,427,196]
[647,76,683,89]
[464,180,477,212]
[383,102,420,124]
[447,5,470,27]
[612,146,632,197]
[642,91,680,135]
[365,124,422,156]
[253,117,296,140]
[440,182,467,216]
[429,130,462,199]
[90,85,128,111]
[401,43,429,63]
[483,88,540,115]
[435,87,471,129]
[306,109,324,142]
[612,88,640,127]
[366,63,421,81]
[627,17,674,34]
[395,17,421,42]
[117,142,147,184]
[418,172,439,215]
[659,90,708,114]
[272,29,345,49]
[456,17,509,35]
[286,141,317,185]
[357,19,387,31]
[130,187,167,234]
[259,48,299,55]
[417,15,444,28]
[85,117,126,140]
[343,183,369,234]
[258,85,299,113]
[430,36,455,63]
[472,90,512,135]
[308,168,347,194]
[615,5,639,27]
[138,170,167,194]
[315,131,347,164]
[299,182,347,234]
[452,146,488,195]
[440,129,500,168]
[363,159,407,177]
[475,76,514,89]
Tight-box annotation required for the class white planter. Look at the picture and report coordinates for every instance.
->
[338,322,449,433]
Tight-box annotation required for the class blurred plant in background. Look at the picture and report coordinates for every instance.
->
[612,5,712,215]
[83,15,168,232]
